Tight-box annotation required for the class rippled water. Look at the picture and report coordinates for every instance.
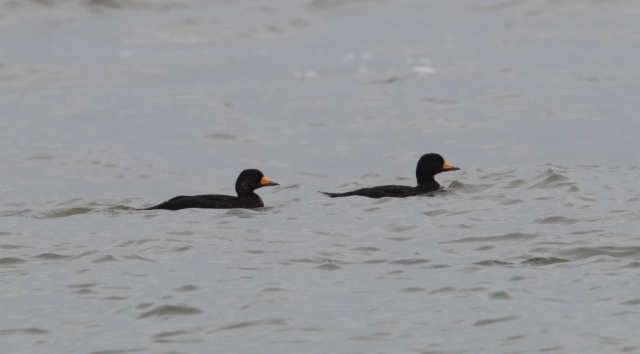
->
[3,165,640,353]
[2,0,640,353]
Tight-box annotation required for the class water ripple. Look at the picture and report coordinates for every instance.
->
[214,319,288,332]
[473,315,519,326]
[559,247,640,260]
[137,305,204,319]
[443,232,540,243]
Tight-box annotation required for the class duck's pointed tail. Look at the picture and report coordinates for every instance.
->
[319,191,344,198]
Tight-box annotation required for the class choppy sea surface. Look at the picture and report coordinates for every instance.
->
[1,1,640,353]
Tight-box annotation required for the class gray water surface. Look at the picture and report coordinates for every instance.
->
[1,1,640,353]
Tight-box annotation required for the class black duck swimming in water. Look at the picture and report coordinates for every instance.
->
[146,169,279,210]
[321,153,459,199]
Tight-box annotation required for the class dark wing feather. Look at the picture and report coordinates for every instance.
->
[321,185,417,199]
[147,194,256,210]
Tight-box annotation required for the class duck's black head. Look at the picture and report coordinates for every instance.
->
[415,153,460,184]
[235,169,279,196]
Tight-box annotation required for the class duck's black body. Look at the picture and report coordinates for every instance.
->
[321,183,441,199]
[321,153,459,199]
[148,193,265,210]
[146,169,278,210]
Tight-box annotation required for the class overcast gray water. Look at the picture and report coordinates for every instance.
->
[1,0,640,353]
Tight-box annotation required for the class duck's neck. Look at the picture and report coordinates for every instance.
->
[236,189,260,199]
[416,177,440,192]
[236,189,264,208]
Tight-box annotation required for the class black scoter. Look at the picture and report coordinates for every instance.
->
[321,153,459,199]
[146,169,279,210]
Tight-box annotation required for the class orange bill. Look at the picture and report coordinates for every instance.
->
[442,162,460,171]
[260,176,279,186]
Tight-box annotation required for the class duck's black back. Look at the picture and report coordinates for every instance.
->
[322,185,415,199]
[147,194,264,210]
[321,181,444,198]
